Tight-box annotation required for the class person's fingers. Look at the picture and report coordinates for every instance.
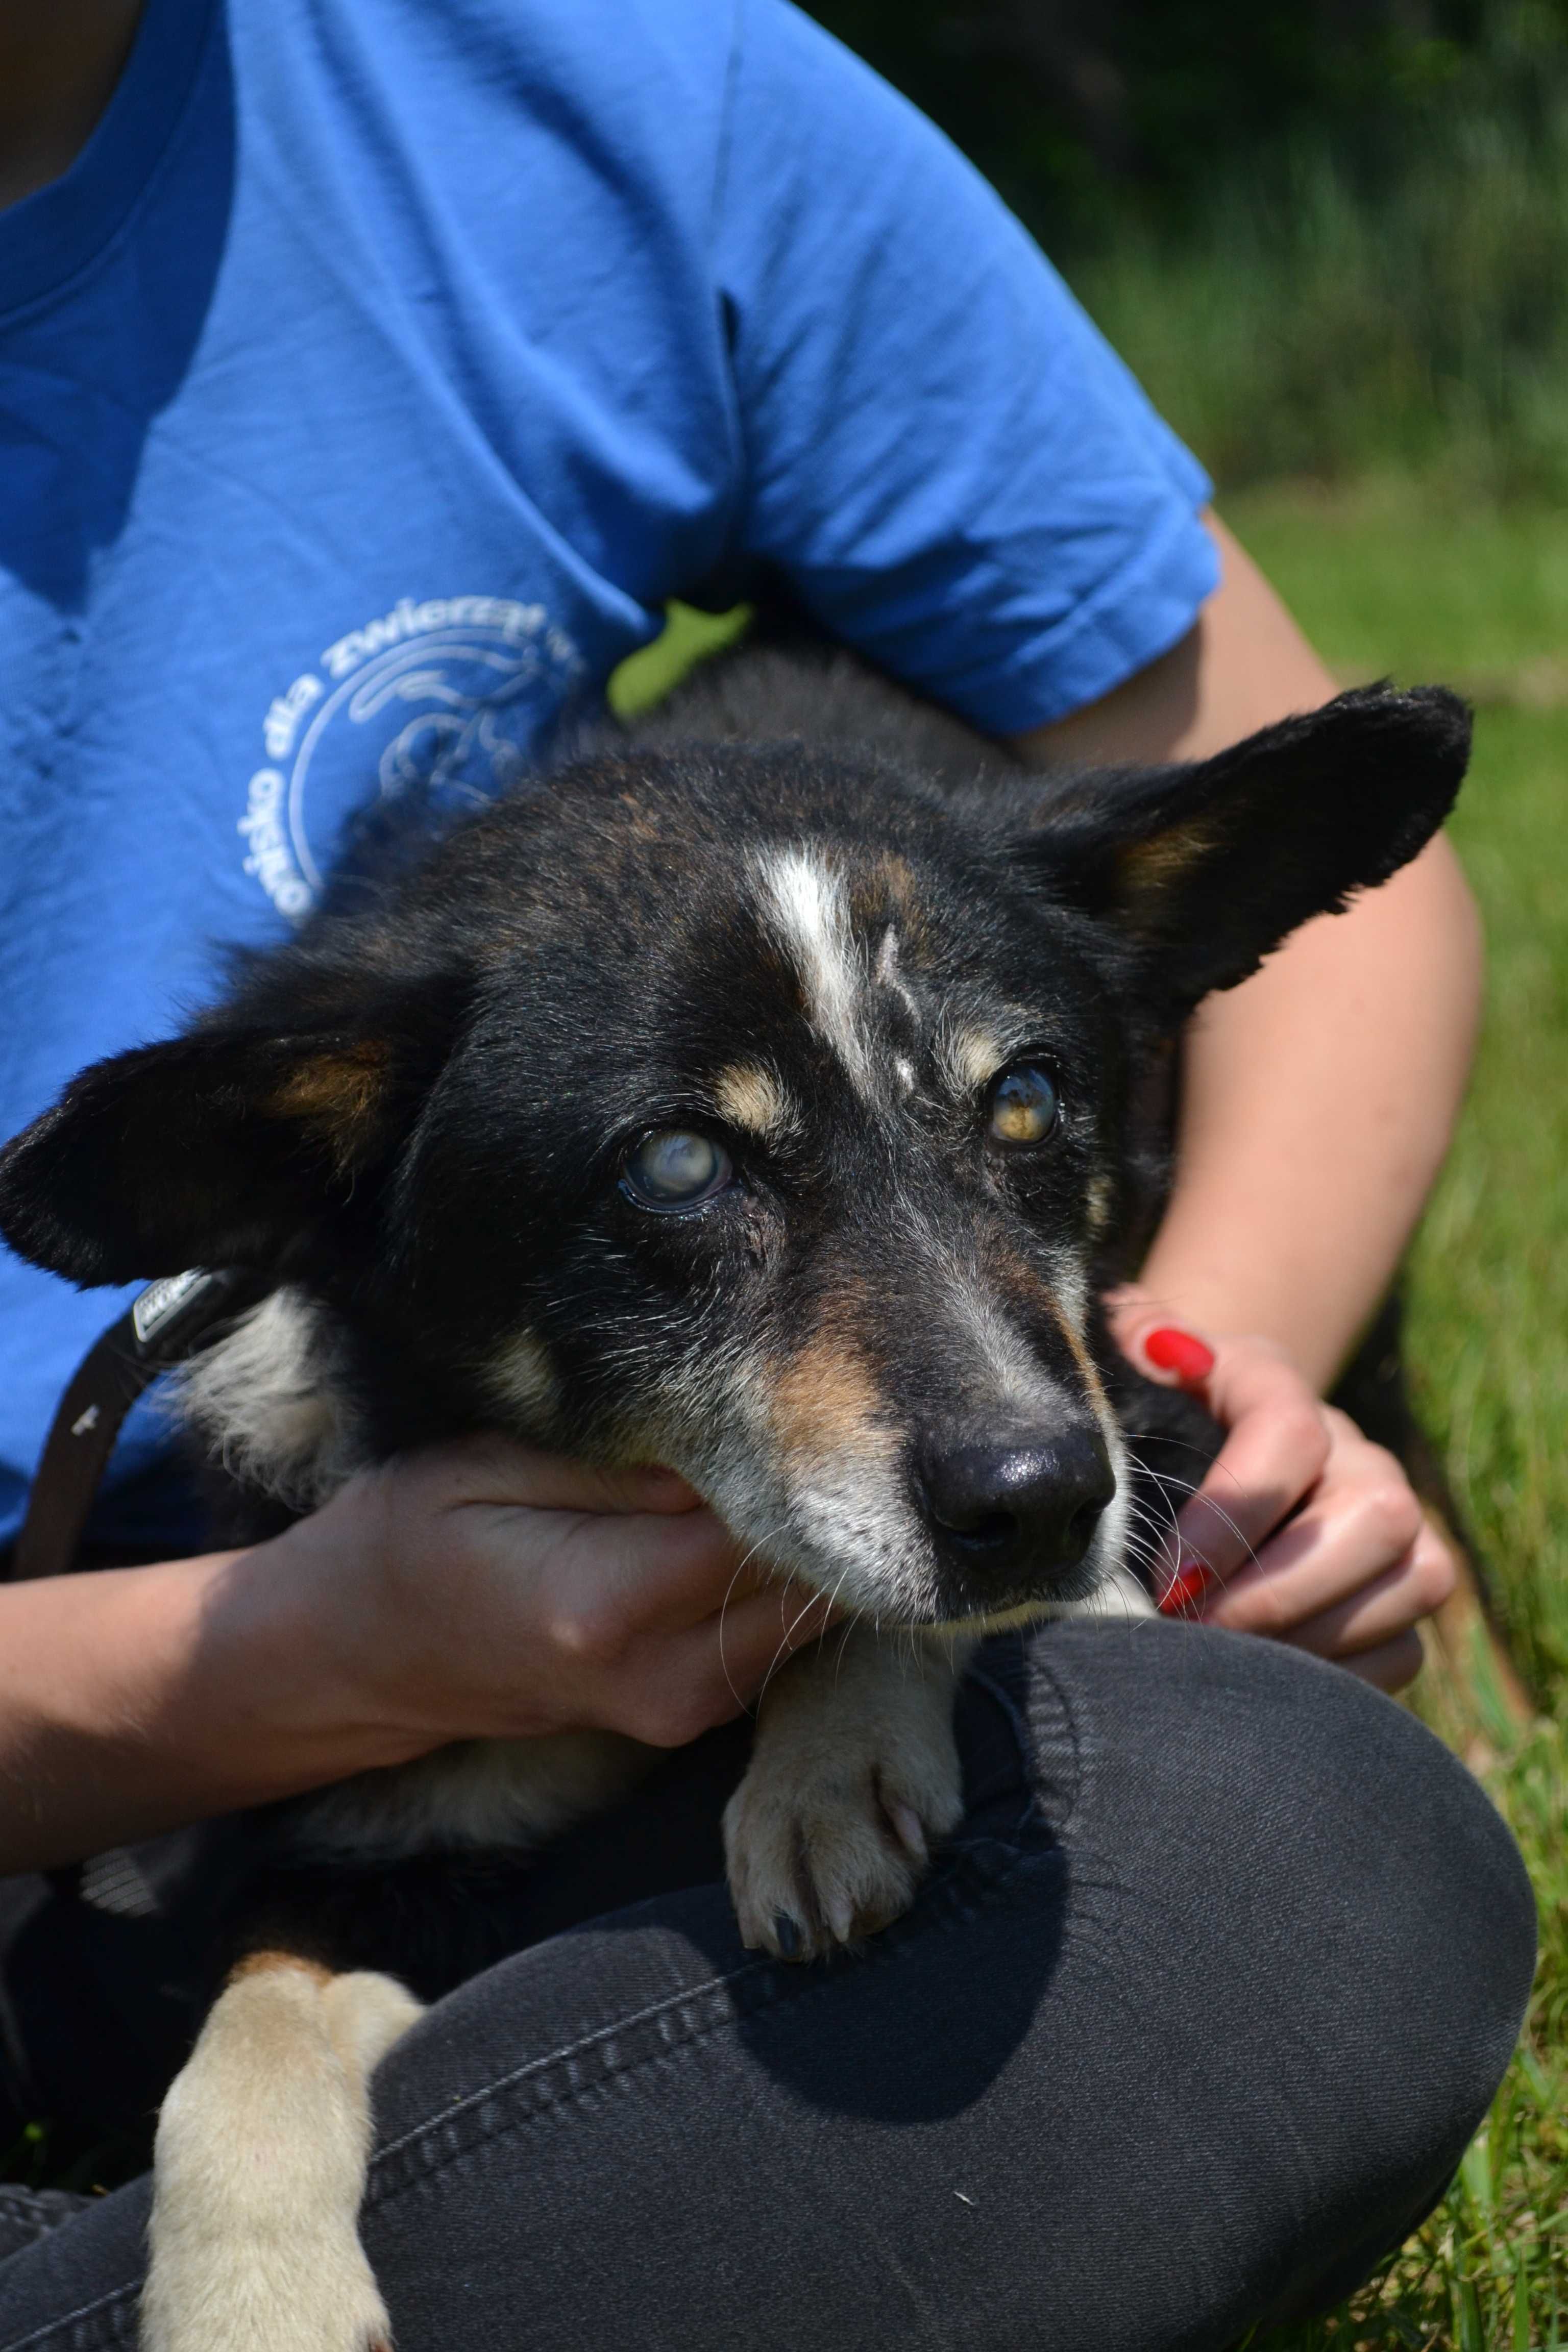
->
[521,1504,746,1658]
[410,1433,702,1516]
[1170,1368,1332,1584]
[1102,1286,1209,1378]
[1111,1310,1332,1586]
[1268,1518,1456,1662]
[608,1581,837,1746]
[700,1579,838,1688]
[1110,1301,1452,1680]
[1197,1423,1427,1634]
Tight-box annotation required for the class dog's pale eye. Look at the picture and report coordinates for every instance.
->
[987,1063,1059,1146]
[621,1129,734,1211]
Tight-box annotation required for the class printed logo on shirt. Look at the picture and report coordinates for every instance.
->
[241,594,584,920]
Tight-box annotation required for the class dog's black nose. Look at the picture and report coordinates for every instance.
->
[920,1427,1115,1585]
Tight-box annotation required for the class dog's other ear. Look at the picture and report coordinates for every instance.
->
[1016,684,1471,1015]
[0,1024,430,1287]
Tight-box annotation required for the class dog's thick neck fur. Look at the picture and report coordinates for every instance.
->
[173,1286,366,1514]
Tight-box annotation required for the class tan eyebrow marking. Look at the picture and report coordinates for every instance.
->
[939,1023,1007,1096]
[713,1062,801,1143]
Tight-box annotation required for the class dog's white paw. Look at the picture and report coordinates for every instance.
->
[723,1689,965,1961]
[140,2228,392,2352]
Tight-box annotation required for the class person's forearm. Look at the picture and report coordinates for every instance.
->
[0,1548,415,1875]
[1015,511,1483,1388]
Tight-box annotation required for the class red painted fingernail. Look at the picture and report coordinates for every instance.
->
[1158,1558,1219,1616]
[1144,1327,1216,1383]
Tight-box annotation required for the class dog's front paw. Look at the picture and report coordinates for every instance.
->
[723,1697,964,1961]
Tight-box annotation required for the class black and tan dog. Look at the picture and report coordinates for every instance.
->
[0,651,1468,2350]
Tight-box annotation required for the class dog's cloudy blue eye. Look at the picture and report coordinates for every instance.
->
[988,1064,1059,1146]
[621,1129,734,1211]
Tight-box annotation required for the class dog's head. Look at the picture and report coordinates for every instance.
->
[0,680,1468,1626]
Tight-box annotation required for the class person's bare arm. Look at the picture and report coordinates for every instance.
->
[1013,514,1478,1686]
[0,1443,825,1876]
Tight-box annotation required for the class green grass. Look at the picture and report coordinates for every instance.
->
[1224,479,1568,2348]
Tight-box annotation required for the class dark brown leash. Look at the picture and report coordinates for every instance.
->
[7,1267,271,1583]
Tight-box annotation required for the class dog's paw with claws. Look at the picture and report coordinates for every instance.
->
[723,1635,967,1961]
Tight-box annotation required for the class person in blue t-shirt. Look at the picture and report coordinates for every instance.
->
[0,4,1533,2344]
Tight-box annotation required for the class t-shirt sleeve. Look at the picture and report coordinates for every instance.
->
[712,0,1220,734]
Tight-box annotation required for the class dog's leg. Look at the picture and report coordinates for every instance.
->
[140,1953,423,2352]
[723,1628,973,1961]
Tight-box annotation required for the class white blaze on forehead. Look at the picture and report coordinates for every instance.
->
[753,846,876,1093]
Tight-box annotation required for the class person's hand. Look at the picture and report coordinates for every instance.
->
[269,1436,832,1755]
[1107,1291,1457,1690]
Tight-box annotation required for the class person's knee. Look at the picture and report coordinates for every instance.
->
[1024,1623,1535,2183]
[1205,1630,1536,2121]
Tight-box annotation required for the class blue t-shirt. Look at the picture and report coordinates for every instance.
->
[0,0,1217,1546]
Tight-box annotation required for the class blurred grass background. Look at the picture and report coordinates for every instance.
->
[816,0,1568,504]
[636,0,1568,2323]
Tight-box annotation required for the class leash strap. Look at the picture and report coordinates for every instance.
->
[7,1267,271,1583]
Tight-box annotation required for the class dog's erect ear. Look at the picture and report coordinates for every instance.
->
[1015,684,1471,1015]
[0,1024,430,1288]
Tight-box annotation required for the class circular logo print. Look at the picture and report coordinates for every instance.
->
[242,595,584,919]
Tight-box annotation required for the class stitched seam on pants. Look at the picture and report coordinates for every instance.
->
[0,2278,138,2352]
[964,1661,1031,1759]
[1017,1636,1089,1843]
[364,1830,1055,2211]
[371,1959,766,2167]
[962,1659,1037,1833]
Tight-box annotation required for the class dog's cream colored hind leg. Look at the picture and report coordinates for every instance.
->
[139,1954,423,2352]
[723,1627,974,1962]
